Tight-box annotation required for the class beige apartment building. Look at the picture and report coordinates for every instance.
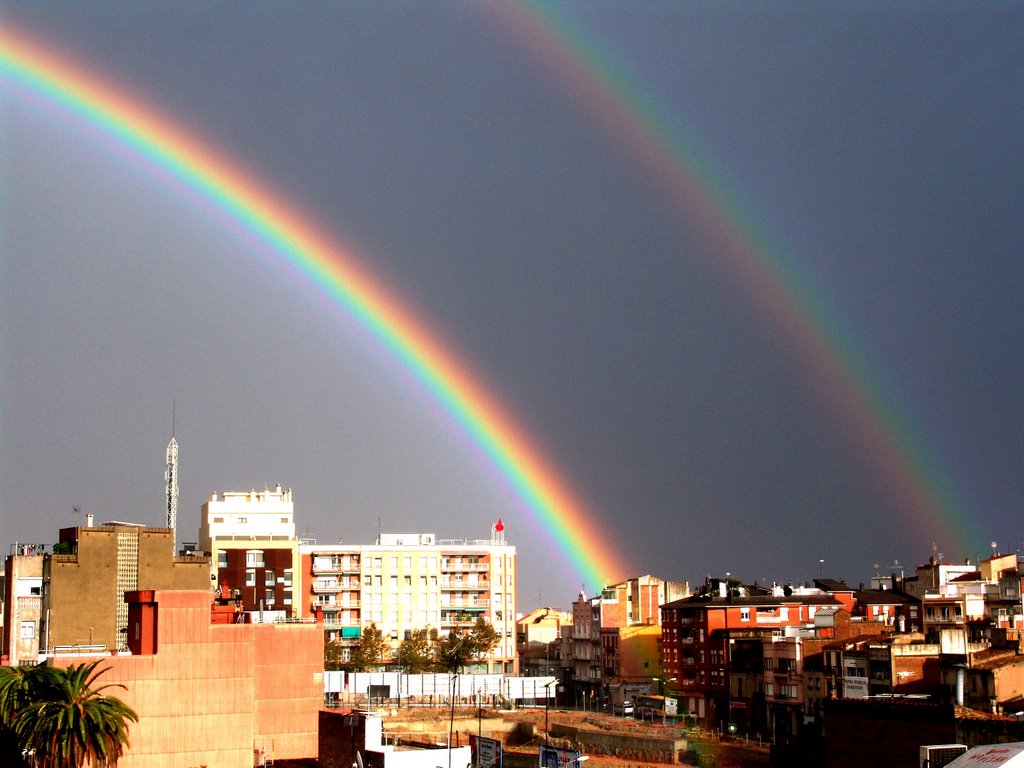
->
[300,526,517,674]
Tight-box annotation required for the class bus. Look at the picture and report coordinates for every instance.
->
[634,694,666,722]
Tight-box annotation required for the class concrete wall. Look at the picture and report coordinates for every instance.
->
[50,589,320,768]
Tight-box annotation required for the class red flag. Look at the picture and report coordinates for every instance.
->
[495,518,504,532]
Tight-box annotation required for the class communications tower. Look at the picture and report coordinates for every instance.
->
[165,426,179,549]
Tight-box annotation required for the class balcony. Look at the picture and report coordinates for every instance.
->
[441,561,490,573]
[441,580,490,591]
[313,557,361,574]
[441,598,490,609]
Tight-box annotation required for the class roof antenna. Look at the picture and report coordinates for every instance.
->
[166,400,179,552]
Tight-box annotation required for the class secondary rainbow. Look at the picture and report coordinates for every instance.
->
[0,26,631,591]
[491,3,978,553]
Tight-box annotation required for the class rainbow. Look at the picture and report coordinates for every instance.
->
[0,26,630,591]
[489,3,979,554]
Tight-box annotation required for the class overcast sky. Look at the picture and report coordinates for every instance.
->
[2,2,1022,607]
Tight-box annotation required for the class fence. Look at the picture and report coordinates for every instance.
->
[323,672,557,709]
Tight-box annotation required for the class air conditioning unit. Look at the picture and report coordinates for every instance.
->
[920,744,967,768]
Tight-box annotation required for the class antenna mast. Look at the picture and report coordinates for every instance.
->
[165,403,179,549]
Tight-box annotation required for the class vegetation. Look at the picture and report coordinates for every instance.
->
[348,623,391,671]
[433,618,499,674]
[395,628,437,673]
[324,637,347,671]
[336,617,501,676]
[0,661,138,768]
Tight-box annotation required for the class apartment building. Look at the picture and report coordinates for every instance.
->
[660,580,841,728]
[2,549,44,665]
[299,525,517,674]
[199,485,301,618]
[564,575,688,709]
[12,522,210,657]
[517,606,571,677]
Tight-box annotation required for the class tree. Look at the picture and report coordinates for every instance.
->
[324,637,347,671]
[0,666,34,765]
[395,627,437,674]
[4,662,138,768]
[349,623,390,672]
[432,618,502,765]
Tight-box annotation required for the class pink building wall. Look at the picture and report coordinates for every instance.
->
[51,590,321,768]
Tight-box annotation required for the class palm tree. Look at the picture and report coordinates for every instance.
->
[12,661,138,768]
[0,665,36,765]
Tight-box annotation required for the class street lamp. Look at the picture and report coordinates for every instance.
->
[543,679,557,745]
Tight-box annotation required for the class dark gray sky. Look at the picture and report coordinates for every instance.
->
[2,2,1022,607]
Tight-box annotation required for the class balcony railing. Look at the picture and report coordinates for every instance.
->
[441,562,490,572]
[441,580,490,591]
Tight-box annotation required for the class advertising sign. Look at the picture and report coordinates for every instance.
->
[471,735,502,768]
[540,745,582,768]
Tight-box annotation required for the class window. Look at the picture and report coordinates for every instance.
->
[246,570,256,587]
[217,551,228,569]
[246,550,264,568]
[238,517,247,524]
[265,570,276,585]
[741,607,750,621]
[265,589,275,605]
[283,570,293,587]
[214,516,224,523]
[20,621,35,639]
[280,517,289,523]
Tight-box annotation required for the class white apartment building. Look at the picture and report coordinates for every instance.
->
[300,526,517,674]
[199,485,300,618]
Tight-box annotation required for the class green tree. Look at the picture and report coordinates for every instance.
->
[432,619,502,763]
[349,623,390,672]
[395,627,437,673]
[5,661,138,768]
[324,637,347,671]
[0,666,34,765]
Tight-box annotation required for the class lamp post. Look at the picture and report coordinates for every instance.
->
[544,679,557,745]
[819,559,825,580]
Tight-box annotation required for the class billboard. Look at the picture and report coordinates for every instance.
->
[539,745,582,768]
[470,735,502,768]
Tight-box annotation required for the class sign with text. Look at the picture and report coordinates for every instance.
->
[540,745,582,768]
[470,735,502,768]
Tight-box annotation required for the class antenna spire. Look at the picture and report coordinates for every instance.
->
[165,404,179,551]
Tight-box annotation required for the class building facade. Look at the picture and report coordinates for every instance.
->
[199,485,301,619]
[24,522,210,656]
[300,526,517,674]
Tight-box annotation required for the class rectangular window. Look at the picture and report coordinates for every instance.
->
[283,591,293,605]
[246,570,256,587]
[283,569,293,587]
[217,551,228,569]
[740,607,750,621]
[265,570,276,585]
[20,621,35,639]
[265,589,275,605]
[213,516,224,523]
[246,550,264,568]
[238,517,247,524]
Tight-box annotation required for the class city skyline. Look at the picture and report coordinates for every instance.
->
[2,3,1022,604]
